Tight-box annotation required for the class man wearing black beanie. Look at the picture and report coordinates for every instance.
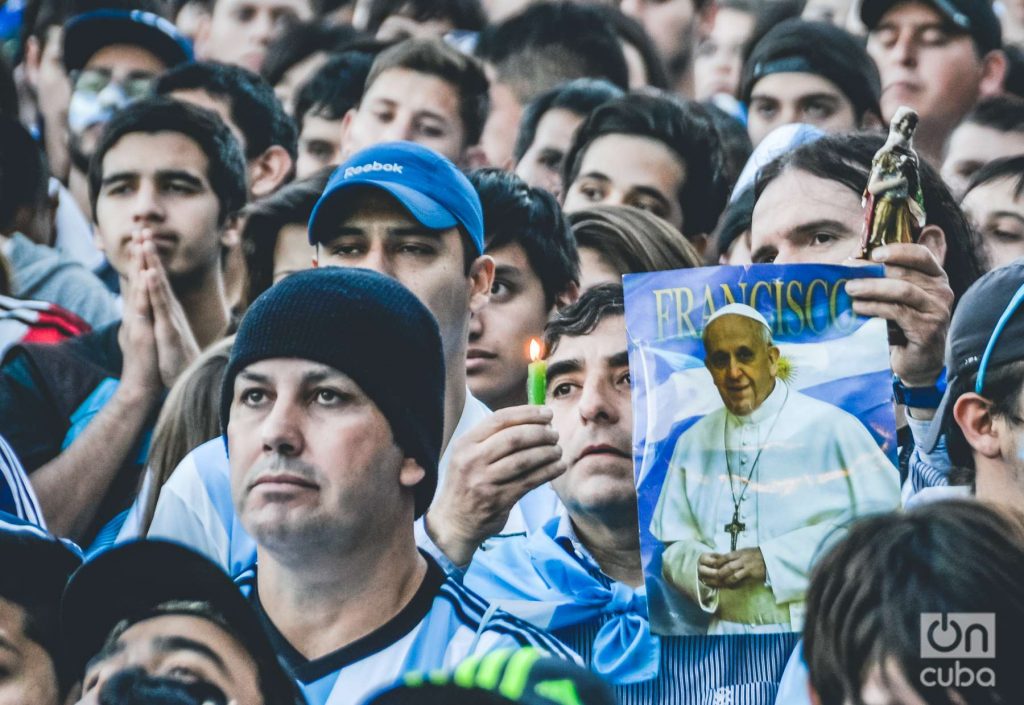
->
[741,19,883,147]
[222,267,574,705]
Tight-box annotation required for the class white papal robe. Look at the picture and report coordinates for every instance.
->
[650,380,900,634]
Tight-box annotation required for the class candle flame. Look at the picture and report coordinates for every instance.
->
[529,338,541,361]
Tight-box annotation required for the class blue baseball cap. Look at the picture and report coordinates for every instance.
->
[63,9,194,73]
[308,141,485,254]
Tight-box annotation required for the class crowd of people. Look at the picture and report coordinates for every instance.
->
[1,0,1024,703]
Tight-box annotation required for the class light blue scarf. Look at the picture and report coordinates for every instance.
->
[465,517,660,684]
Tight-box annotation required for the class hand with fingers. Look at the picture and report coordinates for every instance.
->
[698,548,767,589]
[137,229,201,388]
[425,405,567,567]
[845,243,953,388]
[118,234,162,399]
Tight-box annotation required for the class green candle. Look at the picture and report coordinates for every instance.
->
[527,338,547,405]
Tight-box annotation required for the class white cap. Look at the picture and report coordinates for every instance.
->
[704,303,772,334]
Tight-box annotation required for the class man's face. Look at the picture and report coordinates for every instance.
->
[563,133,686,232]
[942,123,1024,198]
[296,113,344,179]
[272,223,315,283]
[0,597,59,705]
[228,358,414,550]
[746,72,859,147]
[94,131,224,284]
[467,243,551,409]
[703,315,779,416]
[77,615,262,705]
[620,0,698,77]
[866,1,985,139]
[316,189,475,360]
[197,0,313,72]
[962,176,1024,270]
[546,315,636,514]
[693,6,755,101]
[515,107,584,200]
[343,68,467,164]
[750,167,864,264]
[68,45,165,164]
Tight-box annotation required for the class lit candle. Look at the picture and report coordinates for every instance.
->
[527,338,547,405]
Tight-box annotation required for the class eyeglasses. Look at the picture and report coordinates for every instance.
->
[71,69,156,101]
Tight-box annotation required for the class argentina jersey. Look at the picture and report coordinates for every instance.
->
[235,555,578,705]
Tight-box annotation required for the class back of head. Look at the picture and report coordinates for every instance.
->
[295,48,379,126]
[569,204,702,275]
[755,131,983,304]
[468,168,579,308]
[364,38,490,147]
[545,282,624,355]
[589,3,670,90]
[156,61,298,161]
[260,21,363,87]
[475,1,630,103]
[363,0,487,37]
[805,499,1024,705]
[0,115,49,237]
[564,93,729,238]
[512,78,624,163]
[740,18,881,124]
[962,94,1024,135]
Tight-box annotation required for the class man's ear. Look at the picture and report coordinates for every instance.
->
[220,213,242,250]
[398,455,427,489]
[767,345,780,374]
[249,146,294,199]
[192,12,212,61]
[980,49,1009,98]
[339,108,358,156]
[22,36,42,87]
[468,254,495,314]
[953,393,1003,459]
[917,224,947,266]
[554,281,580,310]
[462,145,492,170]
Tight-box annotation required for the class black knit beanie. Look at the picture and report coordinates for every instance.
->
[219,267,445,518]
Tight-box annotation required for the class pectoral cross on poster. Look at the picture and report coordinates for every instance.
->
[725,509,746,552]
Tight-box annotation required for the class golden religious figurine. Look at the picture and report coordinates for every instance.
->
[860,106,926,259]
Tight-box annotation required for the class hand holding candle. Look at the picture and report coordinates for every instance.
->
[527,338,547,405]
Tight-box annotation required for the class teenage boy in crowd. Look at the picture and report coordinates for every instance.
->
[223,267,574,705]
[147,143,562,574]
[464,286,797,703]
[0,513,81,705]
[961,156,1024,271]
[341,38,490,168]
[512,79,624,200]
[739,19,883,147]
[194,0,315,73]
[942,95,1024,197]
[863,0,1007,163]
[562,93,728,255]
[62,7,193,220]
[474,3,629,169]
[62,540,305,704]
[0,98,246,542]
[466,169,579,411]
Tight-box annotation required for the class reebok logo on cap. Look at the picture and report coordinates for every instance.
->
[344,161,404,179]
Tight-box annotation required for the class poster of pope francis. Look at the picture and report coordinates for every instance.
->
[624,264,901,637]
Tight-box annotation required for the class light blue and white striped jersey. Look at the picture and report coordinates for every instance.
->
[0,433,44,526]
[235,556,579,705]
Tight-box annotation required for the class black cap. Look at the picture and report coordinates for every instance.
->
[61,540,304,705]
[63,9,193,73]
[741,19,882,122]
[922,260,1024,452]
[861,0,1002,54]
[366,647,617,705]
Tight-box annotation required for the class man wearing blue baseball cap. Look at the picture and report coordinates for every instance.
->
[62,6,193,218]
[147,142,565,577]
